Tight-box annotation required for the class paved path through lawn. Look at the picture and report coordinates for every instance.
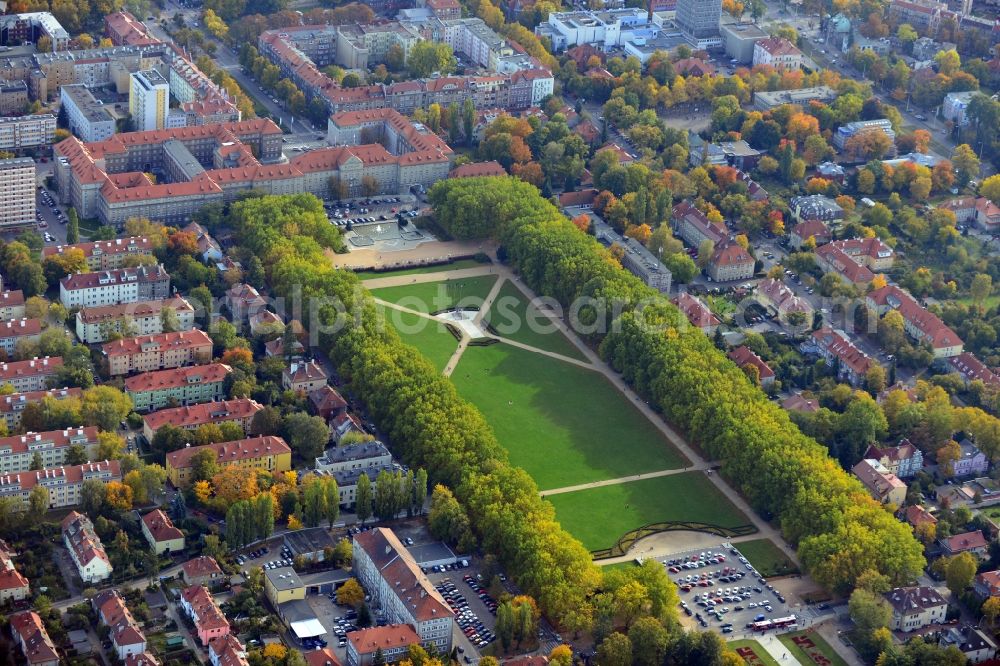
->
[364,262,801,568]
[759,634,803,666]
[541,464,716,496]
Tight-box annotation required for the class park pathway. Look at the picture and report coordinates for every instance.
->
[758,634,804,666]
[364,261,801,567]
[540,464,716,497]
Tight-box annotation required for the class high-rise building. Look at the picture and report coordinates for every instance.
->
[0,158,35,231]
[129,69,169,131]
[675,0,722,45]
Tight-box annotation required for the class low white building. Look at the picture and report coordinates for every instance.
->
[62,511,113,584]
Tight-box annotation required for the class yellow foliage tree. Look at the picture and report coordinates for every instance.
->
[193,480,212,506]
[288,514,303,530]
[263,643,287,659]
[211,466,259,505]
[105,481,133,512]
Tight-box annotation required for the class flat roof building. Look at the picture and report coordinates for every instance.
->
[60,85,116,143]
[0,158,35,232]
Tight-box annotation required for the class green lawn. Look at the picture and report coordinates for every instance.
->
[728,640,781,666]
[778,630,849,666]
[545,473,752,551]
[484,280,587,361]
[450,343,686,490]
[382,309,458,372]
[355,258,488,279]
[370,274,499,314]
[737,539,799,577]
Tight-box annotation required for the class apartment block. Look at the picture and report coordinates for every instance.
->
[75,296,195,344]
[142,398,263,441]
[1,460,120,513]
[0,291,25,321]
[353,527,454,653]
[0,81,28,114]
[102,329,212,376]
[867,285,963,358]
[105,10,158,46]
[62,510,113,583]
[0,158,35,232]
[59,264,170,309]
[0,426,98,475]
[0,357,63,392]
[315,441,392,475]
[165,435,291,487]
[0,12,70,50]
[0,115,55,151]
[43,236,155,271]
[130,69,169,131]
[60,85,116,143]
[752,37,803,69]
[0,319,41,356]
[125,362,231,412]
[0,387,82,432]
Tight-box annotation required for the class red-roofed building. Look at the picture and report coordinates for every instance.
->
[225,283,266,323]
[941,530,989,558]
[93,589,147,659]
[125,363,231,413]
[852,459,907,505]
[166,436,291,487]
[283,360,328,393]
[596,142,635,165]
[727,346,774,386]
[183,555,225,587]
[310,385,348,421]
[353,528,454,653]
[0,319,40,356]
[0,290,26,321]
[0,388,80,432]
[76,296,196,344]
[124,652,161,666]
[950,352,1000,388]
[753,37,804,70]
[815,244,875,286]
[141,509,185,554]
[209,634,249,666]
[62,511,113,583]
[904,505,937,530]
[103,329,213,376]
[867,285,963,358]
[181,585,230,646]
[142,398,264,441]
[105,10,158,46]
[975,571,1000,599]
[708,240,755,282]
[42,236,154,270]
[0,541,29,602]
[346,624,421,666]
[0,357,61,393]
[673,57,716,77]
[10,611,58,666]
[789,219,831,249]
[864,440,923,478]
[0,426,99,474]
[811,327,875,386]
[673,201,727,248]
[756,278,813,322]
[782,394,819,413]
[426,0,461,18]
[671,292,720,333]
[305,647,343,666]
[449,161,506,178]
[558,188,598,208]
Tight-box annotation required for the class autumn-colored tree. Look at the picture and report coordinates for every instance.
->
[263,643,287,660]
[571,214,590,232]
[193,480,213,506]
[211,466,259,505]
[511,161,544,187]
[338,577,366,607]
[105,481,133,512]
[937,439,963,476]
[807,178,832,195]
[221,347,254,371]
[287,514,303,529]
[625,224,652,244]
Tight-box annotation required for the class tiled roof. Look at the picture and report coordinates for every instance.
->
[756,36,802,57]
[60,265,168,292]
[309,385,347,413]
[710,240,754,268]
[905,504,937,527]
[304,647,342,666]
[209,635,249,666]
[182,585,229,631]
[791,219,830,243]
[183,555,223,579]
[449,161,506,178]
[671,292,720,329]
[42,236,153,261]
[812,327,874,376]
[283,360,327,386]
[0,426,97,456]
[10,611,58,664]
[0,319,40,339]
[884,586,947,614]
[347,624,421,653]
[0,290,25,309]
[5,461,120,497]
[124,363,231,393]
[867,285,963,350]
[77,297,192,324]
[354,528,452,622]
[0,542,28,591]
[727,346,774,380]
[166,436,290,470]
[62,510,111,568]
[949,352,1000,387]
[141,509,184,543]
[101,329,212,358]
[0,357,62,382]
[942,530,989,552]
[143,398,263,432]
[782,394,819,412]
[852,459,905,499]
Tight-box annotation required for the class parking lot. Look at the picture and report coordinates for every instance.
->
[660,543,796,635]
[430,571,498,662]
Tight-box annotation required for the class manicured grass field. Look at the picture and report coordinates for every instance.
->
[778,630,849,666]
[450,343,686,490]
[727,640,781,666]
[737,539,800,577]
[545,473,751,551]
[355,258,488,279]
[381,309,458,372]
[370,274,499,313]
[484,280,587,361]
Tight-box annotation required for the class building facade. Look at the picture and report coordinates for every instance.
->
[62,510,113,583]
[885,586,947,632]
[125,362,231,412]
[0,158,35,231]
[129,69,169,131]
[0,427,99,475]
[43,236,155,271]
[59,264,170,310]
[0,357,62,392]
[60,85,116,143]
[142,398,264,441]
[102,329,213,376]
[165,435,291,487]
[76,296,195,344]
